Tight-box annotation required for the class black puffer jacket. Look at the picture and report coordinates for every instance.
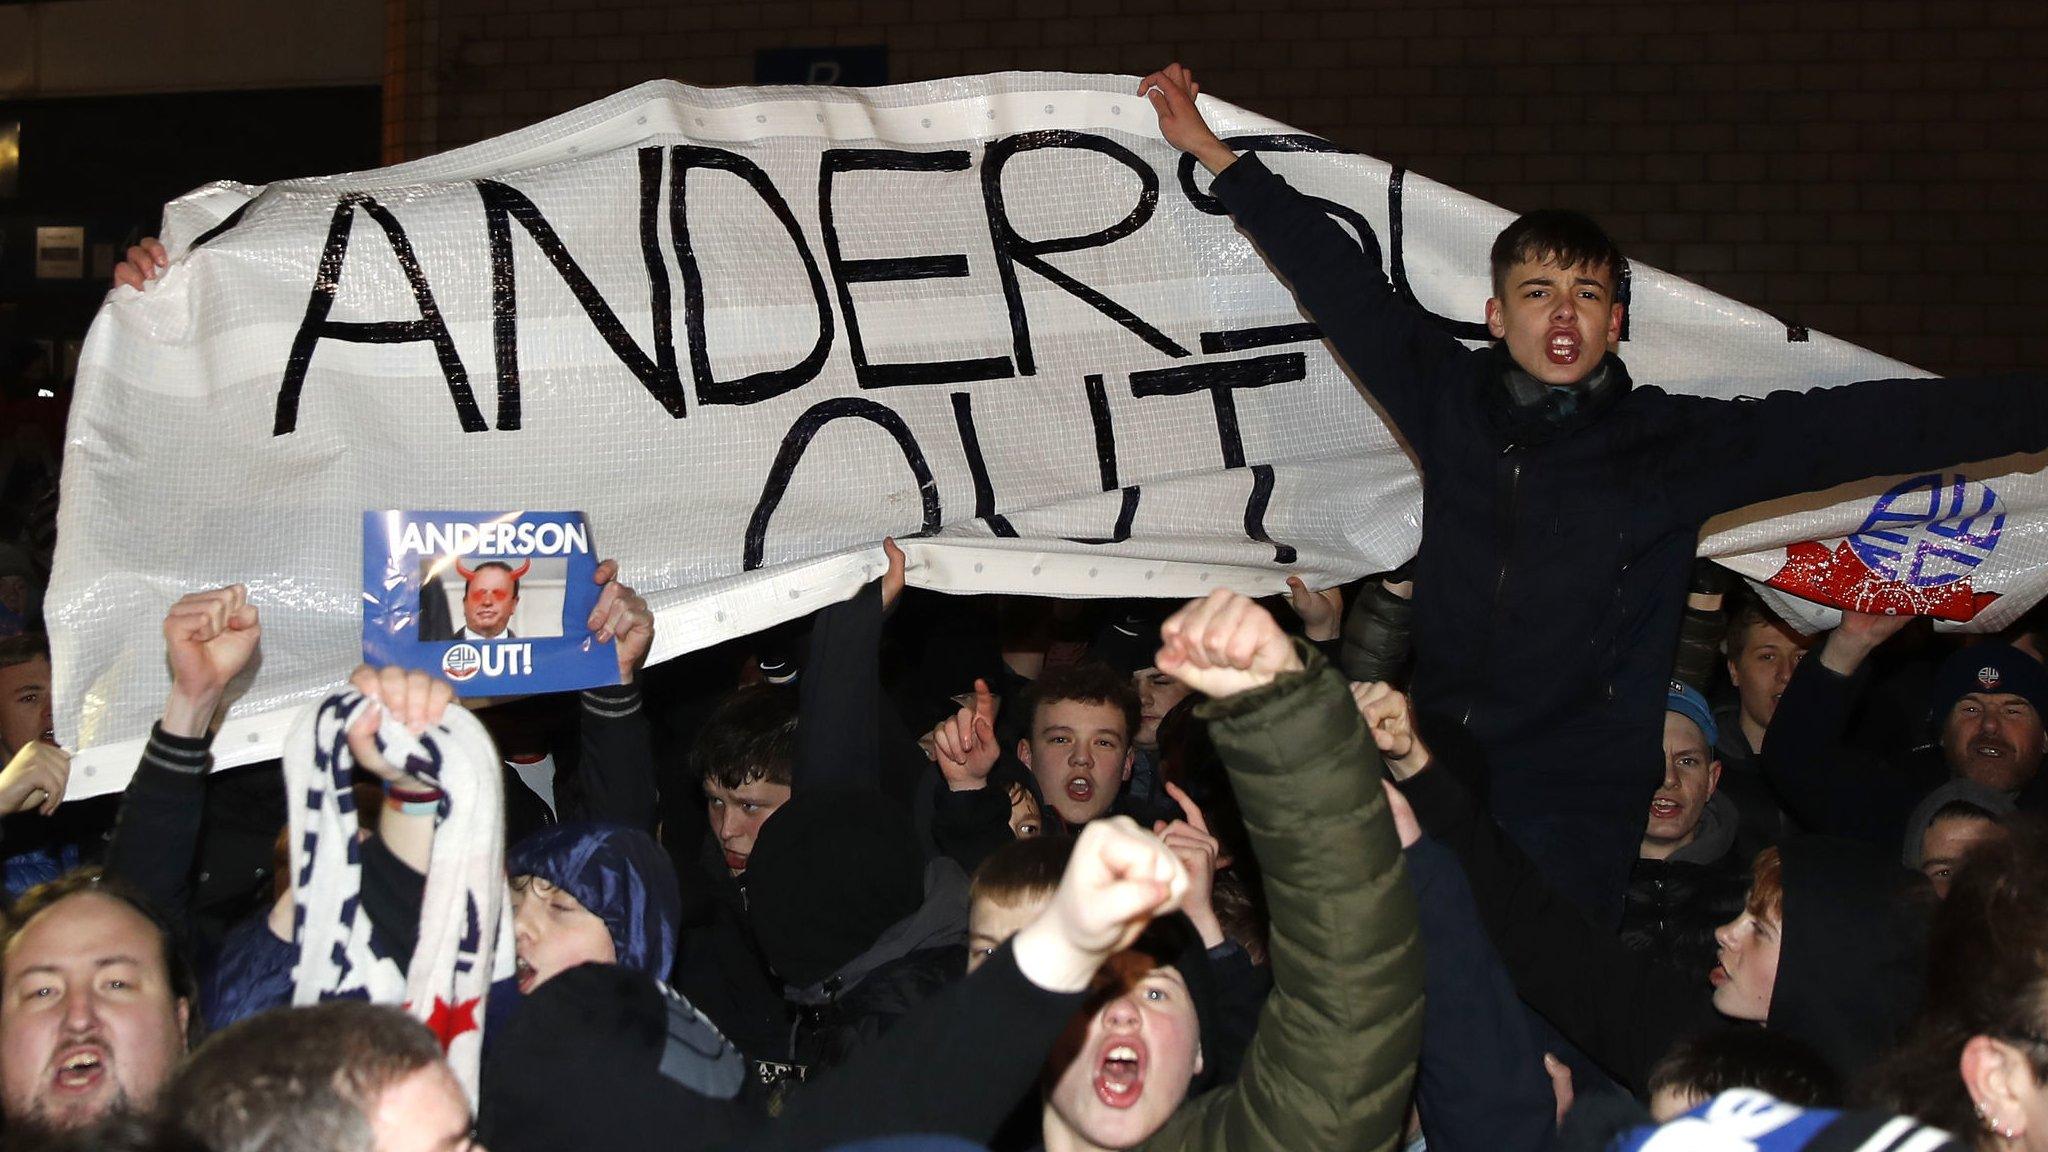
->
[1214,152,2048,918]
[1619,793,1752,983]
[787,934,967,1073]
[1401,759,1931,1090]
[747,790,970,1077]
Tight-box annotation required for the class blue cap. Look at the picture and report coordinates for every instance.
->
[1666,680,1719,749]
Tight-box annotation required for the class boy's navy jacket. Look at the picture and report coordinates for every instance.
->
[1404,838,1556,1152]
[1213,153,2048,914]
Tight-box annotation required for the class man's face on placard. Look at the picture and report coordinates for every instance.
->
[463,567,519,639]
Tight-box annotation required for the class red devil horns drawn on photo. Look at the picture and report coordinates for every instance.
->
[454,557,531,582]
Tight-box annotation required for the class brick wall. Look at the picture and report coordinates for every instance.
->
[385,0,2048,376]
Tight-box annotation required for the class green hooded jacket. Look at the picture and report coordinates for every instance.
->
[1138,644,1425,1152]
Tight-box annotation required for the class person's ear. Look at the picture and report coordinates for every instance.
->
[1016,738,1033,769]
[1121,747,1135,782]
[1485,296,1506,340]
[176,997,192,1049]
[1708,761,1723,795]
[1961,1034,2031,1142]
[1193,1043,1205,1078]
[1605,301,1625,351]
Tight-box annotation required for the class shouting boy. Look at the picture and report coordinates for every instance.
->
[1143,63,2048,920]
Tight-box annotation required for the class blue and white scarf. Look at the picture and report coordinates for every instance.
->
[285,690,515,1098]
[1610,1090,1961,1152]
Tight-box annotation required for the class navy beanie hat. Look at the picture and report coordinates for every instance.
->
[1927,643,2048,729]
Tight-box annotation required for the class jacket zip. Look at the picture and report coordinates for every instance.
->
[1463,445,1524,729]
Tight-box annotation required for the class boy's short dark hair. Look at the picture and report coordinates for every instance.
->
[1210,872,1269,967]
[0,632,49,670]
[1489,209,1626,299]
[466,558,524,597]
[1645,1028,1841,1110]
[689,684,798,790]
[1017,661,1140,745]
[1724,592,1790,659]
[970,835,1075,910]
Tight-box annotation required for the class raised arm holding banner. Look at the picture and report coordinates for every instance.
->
[50,73,2048,796]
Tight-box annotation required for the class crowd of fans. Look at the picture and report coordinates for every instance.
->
[0,62,2044,1152]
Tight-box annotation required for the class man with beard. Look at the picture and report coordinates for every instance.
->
[1764,609,2048,850]
[0,872,193,1133]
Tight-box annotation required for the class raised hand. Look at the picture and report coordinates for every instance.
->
[161,584,262,738]
[1155,589,1304,700]
[113,237,167,290]
[881,537,907,611]
[931,677,1000,792]
[1137,62,1237,174]
[1819,608,1913,676]
[1154,780,1226,947]
[1349,680,1431,779]
[346,665,454,869]
[1545,1053,1576,1130]
[1010,816,1189,992]
[344,664,454,787]
[1285,575,1344,642]
[0,742,70,817]
[587,559,654,683]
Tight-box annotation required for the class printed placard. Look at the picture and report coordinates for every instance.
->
[362,511,617,695]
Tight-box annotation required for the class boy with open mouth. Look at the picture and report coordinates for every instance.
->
[1036,590,1423,1152]
[1144,61,2048,928]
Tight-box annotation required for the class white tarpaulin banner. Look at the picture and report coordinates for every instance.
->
[51,73,2048,796]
